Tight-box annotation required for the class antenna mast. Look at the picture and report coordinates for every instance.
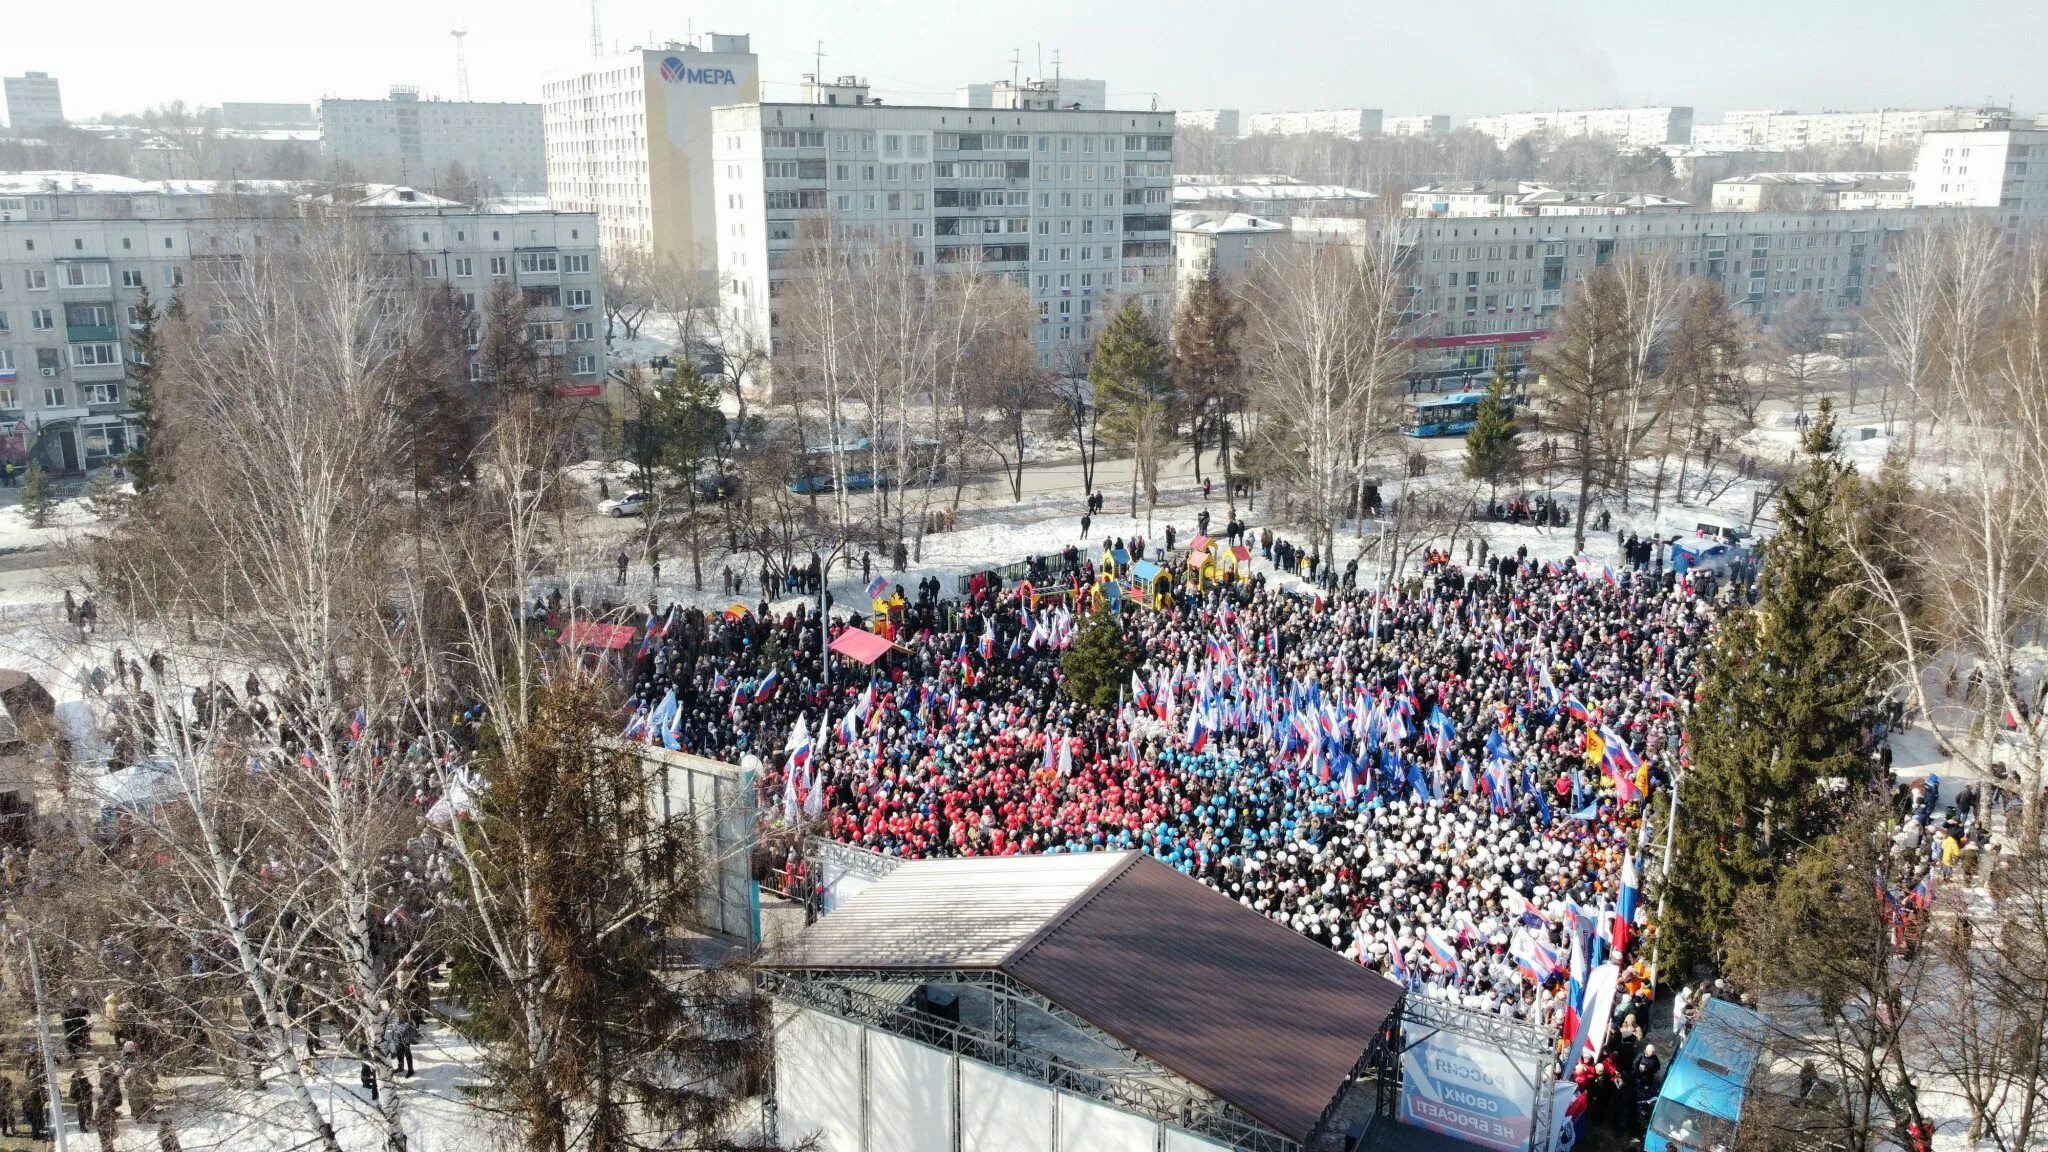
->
[589,0,602,60]
[1009,48,1022,90]
[451,29,471,101]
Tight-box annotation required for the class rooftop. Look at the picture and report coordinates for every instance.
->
[1717,170,1910,186]
[0,171,300,197]
[1173,210,1289,235]
[765,851,1404,1145]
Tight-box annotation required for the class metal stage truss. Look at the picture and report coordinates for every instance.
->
[763,964,1335,1152]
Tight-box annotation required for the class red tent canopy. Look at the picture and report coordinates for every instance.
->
[829,627,900,666]
[560,621,638,651]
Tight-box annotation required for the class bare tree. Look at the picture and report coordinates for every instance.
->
[1866,226,1943,441]
[1766,293,1835,420]
[603,248,656,343]
[1239,227,1410,561]
[73,211,453,1150]
[1531,265,1633,552]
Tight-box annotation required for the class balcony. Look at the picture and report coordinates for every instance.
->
[67,323,118,343]
[58,279,116,304]
[70,360,125,383]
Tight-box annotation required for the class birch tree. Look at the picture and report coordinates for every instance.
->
[1239,230,1410,561]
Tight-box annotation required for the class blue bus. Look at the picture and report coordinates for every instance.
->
[1402,391,1500,438]
[1645,998,1768,1152]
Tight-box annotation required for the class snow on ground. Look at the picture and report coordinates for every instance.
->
[0,489,103,555]
[93,1022,502,1151]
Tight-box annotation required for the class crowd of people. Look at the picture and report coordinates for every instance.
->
[624,535,1722,1032]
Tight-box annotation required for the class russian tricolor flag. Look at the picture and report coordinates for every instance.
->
[1614,855,1640,954]
[754,668,781,701]
[1423,930,1460,971]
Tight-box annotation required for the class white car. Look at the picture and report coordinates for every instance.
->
[599,491,649,517]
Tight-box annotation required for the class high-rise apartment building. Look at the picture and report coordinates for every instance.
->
[711,90,1176,381]
[1178,110,1240,136]
[319,87,545,193]
[0,174,603,474]
[1465,107,1692,149]
[1384,115,1451,137]
[542,34,761,268]
[1910,127,2048,219]
[3,73,65,133]
[1245,109,1383,138]
[1705,106,2019,153]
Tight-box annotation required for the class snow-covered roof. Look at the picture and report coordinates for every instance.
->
[0,171,303,198]
[480,195,554,214]
[1716,170,1910,186]
[295,184,465,209]
[1174,182,1376,203]
[1172,210,1289,235]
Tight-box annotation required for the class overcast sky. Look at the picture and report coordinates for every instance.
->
[6,0,2041,124]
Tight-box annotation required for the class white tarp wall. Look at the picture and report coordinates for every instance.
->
[868,1030,953,1152]
[776,1005,1241,1152]
[960,1060,1054,1152]
[777,1007,865,1150]
[1057,1093,1161,1152]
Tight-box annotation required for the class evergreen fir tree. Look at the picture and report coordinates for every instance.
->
[1666,398,1880,972]
[1063,603,1139,710]
[18,460,53,529]
[124,287,174,494]
[450,676,767,1151]
[1462,354,1523,492]
[1092,301,1175,522]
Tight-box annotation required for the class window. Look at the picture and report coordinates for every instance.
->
[489,256,508,277]
[121,269,144,288]
[23,270,47,291]
[573,354,598,375]
[565,254,590,273]
[0,311,7,334]
[571,321,594,341]
[835,163,851,180]
[0,385,14,411]
[883,134,902,155]
[862,165,876,181]
[29,308,54,332]
[885,165,901,182]
[454,257,474,278]
[83,382,119,405]
[163,266,183,288]
[518,252,558,273]
[566,288,593,308]
[70,343,119,366]
[887,192,902,211]
[43,386,66,408]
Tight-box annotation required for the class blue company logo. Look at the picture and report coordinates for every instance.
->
[659,56,737,84]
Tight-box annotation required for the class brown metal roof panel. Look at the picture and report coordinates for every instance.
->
[1004,855,1403,1144]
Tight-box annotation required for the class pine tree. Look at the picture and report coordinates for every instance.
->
[450,676,767,1152]
[1063,604,1138,710]
[1462,354,1522,492]
[1666,398,1880,973]
[18,460,53,529]
[1092,301,1174,524]
[124,287,173,494]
